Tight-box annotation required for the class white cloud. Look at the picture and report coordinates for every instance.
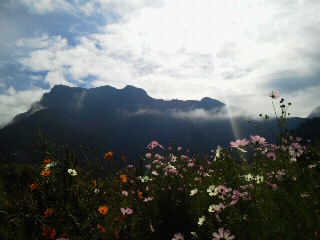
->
[19,0,75,14]
[0,87,47,126]
[14,0,320,118]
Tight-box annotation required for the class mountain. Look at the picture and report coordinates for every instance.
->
[0,85,304,165]
[308,106,320,118]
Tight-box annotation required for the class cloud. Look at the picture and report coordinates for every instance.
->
[0,86,47,126]
[171,107,253,121]
[5,0,320,122]
[19,0,75,14]
[122,106,253,122]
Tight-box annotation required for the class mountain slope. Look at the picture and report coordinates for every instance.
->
[0,85,304,164]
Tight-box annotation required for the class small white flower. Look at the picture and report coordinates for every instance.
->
[208,204,216,213]
[198,215,206,226]
[67,168,77,176]
[190,188,198,196]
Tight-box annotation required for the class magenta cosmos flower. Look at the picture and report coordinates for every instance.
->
[212,228,235,240]
[250,135,267,145]
[230,139,249,148]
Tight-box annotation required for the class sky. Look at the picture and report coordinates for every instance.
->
[0,0,320,126]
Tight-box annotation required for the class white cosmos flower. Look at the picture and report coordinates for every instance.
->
[208,204,216,213]
[44,162,57,170]
[190,188,198,196]
[198,215,206,226]
[214,145,222,161]
[207,185,218,196]
[67,169,77,176]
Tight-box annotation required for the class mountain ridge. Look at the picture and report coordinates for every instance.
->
[0,84,305,165]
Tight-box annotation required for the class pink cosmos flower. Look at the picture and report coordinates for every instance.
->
[150,222,155,232]
[289,143,303,158]
[178,147,182,151]
[230,139,249,148]
[120,207,133,215]
[143,197,153,202]
[147,141,164,149]
[145,153,152,158]
[122,190,128,196]
[270,91,279,99]
[172,232,184,240]
[266,152,276,160]
[212,228,235,240]
[250,135,267,145]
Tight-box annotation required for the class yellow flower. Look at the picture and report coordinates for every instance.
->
[98,206,108,215]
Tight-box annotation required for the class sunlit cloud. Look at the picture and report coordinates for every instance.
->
[0,0,319,126]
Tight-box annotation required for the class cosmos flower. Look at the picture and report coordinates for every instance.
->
[41,169,51,177]
[212,228,235,240]
[230,139,249,148]
[250,135,267,145]
[30,183,38,191]
[120,174,127,183]
[207,185,219,196]
[190,188,198,196]
[42,227,56,240]
[198,216,206,226]
[104,151,113,160]
[97,224,106,232]
[67,169,77,176]
[172,232,184,240]
[121,207,133,215]
[44,208,53,218]
[270,91,279,99]
[98,206,108,215]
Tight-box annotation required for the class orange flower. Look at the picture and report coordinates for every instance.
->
[44,208,53,218]
[41,169,51,177]
[120,174,127,183]
[30,183,38,191]
[98,206,108,215]
[114,215,125,221]
[115,227,119,239]
[42,227,56,240]
[43,159,51,165]
[121,155,126,162]
[104,151,113,160]
[97,224,106,232]
[138,190,143,199]
[92,178,97,187]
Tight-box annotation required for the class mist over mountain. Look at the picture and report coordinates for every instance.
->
[0,85,305,165]
[308,106,320,118]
